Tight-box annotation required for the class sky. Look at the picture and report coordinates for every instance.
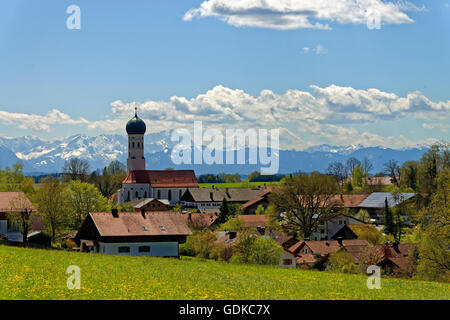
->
[0,0,449,150]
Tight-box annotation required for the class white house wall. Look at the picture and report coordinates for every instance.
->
[98,241,179,257]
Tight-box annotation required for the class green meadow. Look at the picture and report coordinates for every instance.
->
[0,245,448,300]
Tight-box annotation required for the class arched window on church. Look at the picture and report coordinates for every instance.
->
[137,142,140,148]
[132,142,135,148]
[157,190,161,199]
[127,191,130,202]
[135,191,139,198]
[144,190,147,198]
[168,190,172,201]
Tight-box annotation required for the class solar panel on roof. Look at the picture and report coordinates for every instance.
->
[358,192,415,208]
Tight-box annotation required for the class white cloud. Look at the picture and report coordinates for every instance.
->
[183,0,421,30]
[0,109,88,132]
[1,84,448,150]
[302,44,327,54]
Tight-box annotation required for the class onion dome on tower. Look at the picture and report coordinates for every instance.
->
[126,107,146,135]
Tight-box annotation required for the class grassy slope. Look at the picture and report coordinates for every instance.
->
[0,245,448,300]
[199,182,281,189]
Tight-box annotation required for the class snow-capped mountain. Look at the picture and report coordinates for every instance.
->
[0,133,429,175]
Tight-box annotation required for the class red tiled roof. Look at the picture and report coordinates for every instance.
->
[122,170,199,188]
[238,215,269,228]
[289,239,370,256]
[182,213,219,228]
[0,191,36,212]
[329,194,370,208]
[88,211,192,237]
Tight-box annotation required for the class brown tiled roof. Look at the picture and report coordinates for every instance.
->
[296,253,316,264]
[273,234,296,246]
[0,191,36,212]
[290,239,370,257]
[123,170,198,188]
[184,188,264,203]
[182,213,219,228]
[241,189,271,209]
[329,194,370,208]
[238,214,269,228]
[344,245,376,264]
[386,257,410,271]
[89,211,192,237]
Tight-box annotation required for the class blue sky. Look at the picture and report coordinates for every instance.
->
[0,0,449,149]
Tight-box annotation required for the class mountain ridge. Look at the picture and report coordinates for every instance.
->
[0,133,429,175]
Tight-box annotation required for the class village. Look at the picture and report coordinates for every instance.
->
[1,112,447,282]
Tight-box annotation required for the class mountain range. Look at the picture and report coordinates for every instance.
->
[0,133,428,176]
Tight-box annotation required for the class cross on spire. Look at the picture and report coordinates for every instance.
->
[134,106,138,117]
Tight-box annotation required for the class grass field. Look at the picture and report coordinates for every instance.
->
[0,245,448,300]
[199,181,281,189]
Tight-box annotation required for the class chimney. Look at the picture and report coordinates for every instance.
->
[393,241,400,253]
[141,208,146,219]
[337,237,343,248]
[112,208,119,218]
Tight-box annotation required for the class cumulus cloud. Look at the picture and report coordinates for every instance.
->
[1,84,448,149]
[107,85,449,149]
[0,109,88,132]
[183,0,421,30]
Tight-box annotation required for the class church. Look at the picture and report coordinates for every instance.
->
[117,109,198,205]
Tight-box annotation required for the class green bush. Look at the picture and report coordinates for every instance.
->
[183,231,217,259]
[327,250,359,274]
[231,232,283,266]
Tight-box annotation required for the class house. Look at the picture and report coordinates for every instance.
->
[0,191,46,243]
[273,234,298,249]
[357,192,415,223]
[279,249,297,268]
[311,213,365,241]
[120,170,199,205]
[182,212,219,230]
[75,209,192,256]
[364,176,394,186]
[289,239,370,265]
[377,242,417,276]
[117,110,199,204]
[180,187,265,210]
[131,198,170,212]
[241,187,273,214]
[331,223,382,241]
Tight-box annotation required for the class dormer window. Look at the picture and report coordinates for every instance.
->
[160,226,166,231]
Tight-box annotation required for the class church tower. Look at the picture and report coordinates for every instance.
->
[126,107,146,172]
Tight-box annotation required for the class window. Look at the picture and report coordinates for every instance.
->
[339,220,343,225]
[136,191,139,198]
[168,190,172,201]
[132,142,135,148]
[118,246,130,253]
[302,249,308,254]
[179,189,182,199]
[282,259,293,266]
[144,191,147,198]
[157,190,161,199]
[139,246,150,253]
[137,142,140,148]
